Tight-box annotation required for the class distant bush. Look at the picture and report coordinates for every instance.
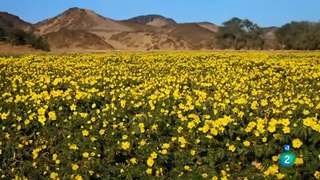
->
[1,29,50,51]
[9,29,27,45]
[276,21,320,50]
[0,27,6,41]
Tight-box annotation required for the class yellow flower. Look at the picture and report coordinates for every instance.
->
[282,126,290,134]
[69,144,78,150]
[314,171,320,179]
[212,176,218,180]
[210,128,218,136]
[147,158,154,167]
[262,137,267,142]
[146,168,152,175]
[120,100,126,108]
[72,164,79,171]
[268,125,276,133]
[38,107,46,115]
[150,152,158,159]
[50,172,59,179]
[151,124,158,131]
[24,119,30,125]
[89,170,94,176]
[138,123,145,129]
[38,115,46,125]
[267,164,279,175]
[139,140,146,146]
[178,136,187,145]
[74,174,83,180]
[261,99,268,106]
[0,112,9,120]
[187,121,196,129]
[190,150,196,156]
[160,149,167,155]
[202,173,208,178]
[272,155,279,162]
[70,104,77,111]
[228,145,236,152]
[52,153,58,161]
[130,158,137,164]
[82,129,89,136]
[48,111,57,121]
[99,129,105,135]
[243,141,251,147]
[302,109,310,115]
[295,158,304,165]
[82,152,89,158]
[122,135,128,140]
[184,165,191,171]
[32,148,41,159]
[292,138,303,148]
[221,169,227,176]
[276,173,286,179]
[91,103,96,109]
[162,143,170,149]
[121,141,130,150]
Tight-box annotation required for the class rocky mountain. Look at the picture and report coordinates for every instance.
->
[33,7,220,51]
[166,23,216,49]
[34,8,134,50]
[0,12,32,31]
[43,29,114,50]
[35,7,133,35]
[0,7,282,53]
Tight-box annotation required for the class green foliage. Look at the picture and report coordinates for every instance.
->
[214,18,320,50]
[26,34,50,52]
[215,17,264,50]
[276,21,320,50]
[0,27,6,41]
[0,28,50,51]
[9,29,27,45]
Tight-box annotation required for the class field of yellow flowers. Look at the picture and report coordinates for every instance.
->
[0,52,320,179]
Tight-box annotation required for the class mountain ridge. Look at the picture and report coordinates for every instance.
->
[0,11,33,31]
[0,7,280,53]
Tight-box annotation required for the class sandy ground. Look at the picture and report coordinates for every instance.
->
[0,42,47,55]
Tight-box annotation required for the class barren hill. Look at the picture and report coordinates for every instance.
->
[35,7,133,51]
[0,12,32,31]
[35,7,133,35]
[196,22,219,33]
[167,23,216,49]
[43,29,114,50]
[1,7,222,52]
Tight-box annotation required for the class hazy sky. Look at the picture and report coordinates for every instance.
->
[0,0,319,27]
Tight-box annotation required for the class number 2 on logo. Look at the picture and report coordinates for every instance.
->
[284,155,290,164]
